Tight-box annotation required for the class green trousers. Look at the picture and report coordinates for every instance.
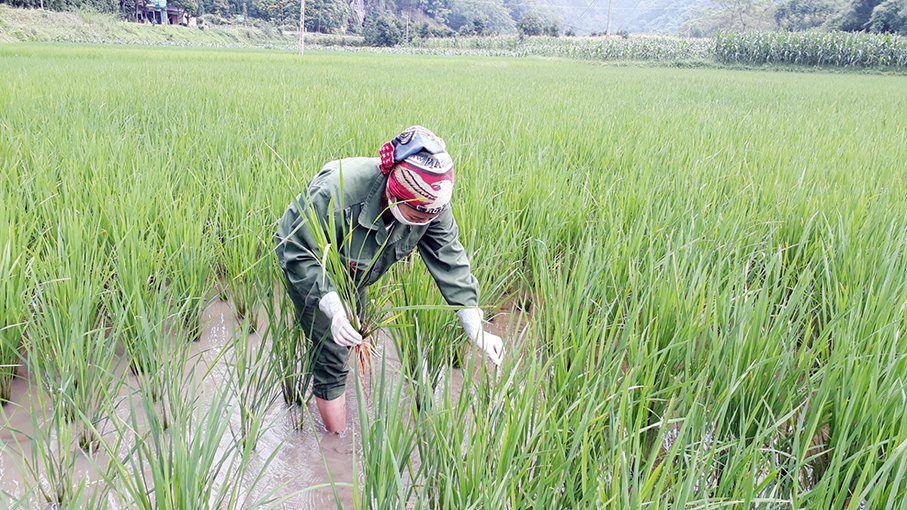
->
[281,271,365,401]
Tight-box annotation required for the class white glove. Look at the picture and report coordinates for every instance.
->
[457,307,504,366]
[319,291,362,348]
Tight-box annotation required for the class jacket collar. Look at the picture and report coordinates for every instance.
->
[359,171,387,228]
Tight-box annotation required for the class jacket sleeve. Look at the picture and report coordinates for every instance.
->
[417,209,480,308]
[275,186,339,309]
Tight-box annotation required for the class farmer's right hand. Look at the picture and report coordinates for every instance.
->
[330,313,362,347]
[319,291,362,347]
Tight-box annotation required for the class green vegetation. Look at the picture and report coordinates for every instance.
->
[1,43,907,507]
[0,201,27,404]
[406,32,715,61]
[0,0,563,37]
[715,29,907,67]
[688,0,907,37]
[0,4,298,46]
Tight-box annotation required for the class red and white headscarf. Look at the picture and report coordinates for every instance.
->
[379,126,454,214]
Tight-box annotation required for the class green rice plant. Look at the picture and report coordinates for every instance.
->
[262,267,309,406]
[451,170,521,311]
[104,190,176,411]
[67,320,123,454]
[24,391,99,506]
[0,489,33,510]
[353,353,424,509]
[109,220,171,380]
[0,180,31,405]
[388,258,465,394]
[112,289,175,409]
[411,322,615,508]
[325,34,715,62]
[0,239,28,405]
[796,215,907,508]
[100,346,284,510]
[100,161,179,364]
[220,229,267,331]
[5,43,907,506]
[27,210,123,451]
[163,198,215,343]
[4,341,113,507]
[222,310,282,453]
[216,183,275,332]
[15,385,81,506]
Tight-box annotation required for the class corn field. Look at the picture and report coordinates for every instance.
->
[405,34,715,61]
[715,30,907,68]
[2,43,907,508]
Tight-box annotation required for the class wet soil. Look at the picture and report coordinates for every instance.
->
[0,299,520,508]
[0,300,366,509]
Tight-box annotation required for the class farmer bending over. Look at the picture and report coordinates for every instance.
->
[275,126,504,433]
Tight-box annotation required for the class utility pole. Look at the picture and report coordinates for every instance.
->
[405,12,410,45]
[299,0,305,55]
[606,0,613,40]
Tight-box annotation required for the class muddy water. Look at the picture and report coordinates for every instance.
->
[193,300,366,509]
[0,299,519,509]
[0,299,373,509]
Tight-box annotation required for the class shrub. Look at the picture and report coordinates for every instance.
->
[517,13,543,37]
[428,25,455,38]
[304,0,354,34]
[363,12,404,46]
[867,0,907,34]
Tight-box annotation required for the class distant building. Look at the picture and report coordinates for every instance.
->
[135,0,191,26]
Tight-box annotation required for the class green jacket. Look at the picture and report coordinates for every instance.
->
[275,157,479,310]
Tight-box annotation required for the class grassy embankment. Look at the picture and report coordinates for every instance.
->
[0,4,298,47]
[1,44,907,508]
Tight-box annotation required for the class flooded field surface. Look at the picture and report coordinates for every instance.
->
[0,299,405,509]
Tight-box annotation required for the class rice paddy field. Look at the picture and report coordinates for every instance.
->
[2,43,907,508]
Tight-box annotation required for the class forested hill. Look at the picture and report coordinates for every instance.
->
[1,0,709,37]
[3,0,906,40]
[554,0,708,35]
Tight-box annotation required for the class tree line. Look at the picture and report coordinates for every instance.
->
[688,0,907,36]
[0,0,564,42]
